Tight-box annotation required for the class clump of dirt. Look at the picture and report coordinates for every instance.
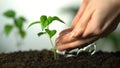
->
[0,49,120,68]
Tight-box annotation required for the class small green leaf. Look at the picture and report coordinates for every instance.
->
[4,10,16,18]
[37,32,46,36]
[27,21,40,29]
[19,30,26,38]
[4,24,13,36]
[45,16,64,28]
[39,15,65,31]
[40,15,47,23]
[45,16,53,27]
[14,18,24,29]
[19,16,26,22]
[40,15,47,30]
[40,16,65,30]
[45,29,56,38]
[53,16,64,23]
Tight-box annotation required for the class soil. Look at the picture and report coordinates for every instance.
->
[0,49,120,68]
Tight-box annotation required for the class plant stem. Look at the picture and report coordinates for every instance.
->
[14,30,21,50]
[49,37,57,60]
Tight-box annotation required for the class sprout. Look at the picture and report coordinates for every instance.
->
[28,15,64,59]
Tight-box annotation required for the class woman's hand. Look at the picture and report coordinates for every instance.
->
[56,0,120,51]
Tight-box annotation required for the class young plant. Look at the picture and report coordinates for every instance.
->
[3,10,26,49]
[28,15,64,59]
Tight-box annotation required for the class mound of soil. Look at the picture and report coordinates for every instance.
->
[0,49,120,68]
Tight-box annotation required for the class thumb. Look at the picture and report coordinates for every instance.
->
[71,22,87,38]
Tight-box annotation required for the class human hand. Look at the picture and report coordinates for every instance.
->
[56,28,98,51]
[56,0,120,51]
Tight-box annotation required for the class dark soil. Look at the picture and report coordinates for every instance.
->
[0,49,120,68]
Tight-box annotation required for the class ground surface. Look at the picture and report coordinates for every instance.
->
[0,49,120,68]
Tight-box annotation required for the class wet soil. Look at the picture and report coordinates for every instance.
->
[0,49,120,68]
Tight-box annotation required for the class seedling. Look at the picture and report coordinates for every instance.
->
[3,10,26,49]
[28,15,64,59]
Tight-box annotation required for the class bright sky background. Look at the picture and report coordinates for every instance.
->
[0,0,81,53]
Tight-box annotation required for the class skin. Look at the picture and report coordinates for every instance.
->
[56,0,120,51]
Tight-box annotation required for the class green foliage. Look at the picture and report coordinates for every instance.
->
[40,15,64,31]
[14,17,26,30]
[52,16,64,23]
[4,24,13,35]
[19,16,26,22]
[3,10,26,39]
[27,21,40,29]
[19,30,26,38]
[28,15,64,59]
[45,29,56,38]
[37,32,46,36]
[28,15,64,38]
[4,10,16,18]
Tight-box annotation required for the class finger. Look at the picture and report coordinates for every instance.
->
[82,10,120,38]
[56,28,73,43]
[71,0,90,28]
[72,4,94,38]
[59,28,73,36]
[82,10,103,38]
[56,32,76,44]
[57,36,98,51]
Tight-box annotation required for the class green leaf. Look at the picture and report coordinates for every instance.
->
[14,18,24,29]
[19,16,26,22]
[40,16,52,30]
[14,17,26,30]
[40,15,47,30]
[40,15,47,23]
[27,21,40,29]
[19,30,26,38]
[45,16,64,27]
[45,16,53,27]
[4,24,13,36]
[40,15,64,31]
[37,32,46,37]
[45,29,56,38]
[45,16,64,29]
[4,10,16,18]
[52,16,64,23]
